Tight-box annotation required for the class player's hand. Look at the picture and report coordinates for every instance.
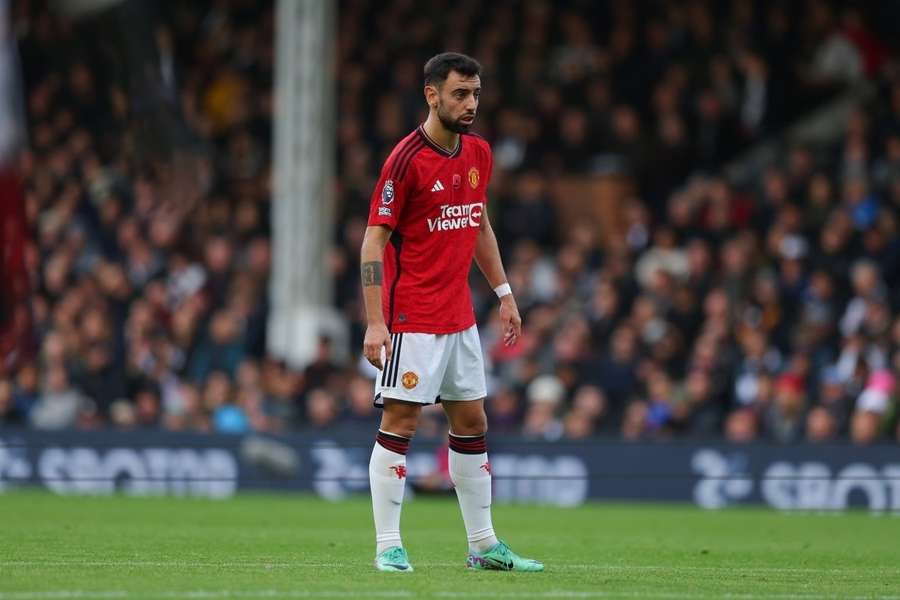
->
[499,295,522,346]
[363,322,392,370]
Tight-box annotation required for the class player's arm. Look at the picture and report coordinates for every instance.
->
[474,213,522,346]
[361,225,393,369]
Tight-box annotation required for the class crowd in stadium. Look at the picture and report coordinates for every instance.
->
[2,0,900,444]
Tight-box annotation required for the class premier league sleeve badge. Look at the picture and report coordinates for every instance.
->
[381,179,395,204]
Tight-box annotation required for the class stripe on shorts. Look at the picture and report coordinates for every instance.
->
[390,333,403,387]
[380,333,397,387]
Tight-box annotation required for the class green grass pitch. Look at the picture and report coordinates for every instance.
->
[1,490,899,599]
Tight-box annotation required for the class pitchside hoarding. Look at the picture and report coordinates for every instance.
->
[1,429,898,511]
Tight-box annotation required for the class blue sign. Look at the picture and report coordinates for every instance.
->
[1,429,898,511]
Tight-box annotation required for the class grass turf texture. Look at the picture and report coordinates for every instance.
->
[1,491,899,599]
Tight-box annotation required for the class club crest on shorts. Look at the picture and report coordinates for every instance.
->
[381,179,395,204]
[468,167,479,189]
[401,371,419,390]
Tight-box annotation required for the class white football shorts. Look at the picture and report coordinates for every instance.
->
[374,324,487,406]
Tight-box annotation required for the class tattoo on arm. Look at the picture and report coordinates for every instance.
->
[361,261,383,286]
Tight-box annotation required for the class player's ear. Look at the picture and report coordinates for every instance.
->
[424,84,438,109]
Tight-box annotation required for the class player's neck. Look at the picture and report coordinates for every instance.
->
[422,115,460,154]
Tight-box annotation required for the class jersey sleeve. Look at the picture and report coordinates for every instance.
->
[483,141,494,192]
[367,153,416,230]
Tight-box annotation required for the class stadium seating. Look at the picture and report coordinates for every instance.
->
[4,0,900,444]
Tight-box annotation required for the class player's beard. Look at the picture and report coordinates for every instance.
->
[437,102,474,134]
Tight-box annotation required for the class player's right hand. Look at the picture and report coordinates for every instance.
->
[363,323,392,371]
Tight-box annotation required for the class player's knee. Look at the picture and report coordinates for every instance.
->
[380,420,418,439]
[380,401,420,439]
[452,413,487,436]
[386,419,418,439]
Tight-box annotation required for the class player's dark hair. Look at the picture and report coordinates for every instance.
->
[423,52,481,87]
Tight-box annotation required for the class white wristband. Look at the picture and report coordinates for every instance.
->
[493,283,512,298]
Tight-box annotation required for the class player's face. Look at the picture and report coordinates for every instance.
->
[433,72,480,134]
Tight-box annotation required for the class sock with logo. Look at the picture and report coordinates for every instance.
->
[448,432,499,554]
[370,430,411,555]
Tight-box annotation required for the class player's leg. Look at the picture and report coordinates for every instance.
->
[442,400,542,571]
[441,398,497,549]
[441,326,544,572]
[370,331,445,572]
[369,398,420,572]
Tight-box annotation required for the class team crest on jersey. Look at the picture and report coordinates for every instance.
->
[401,371,419,390]
[468,167,479,189]
[381,179,395,204]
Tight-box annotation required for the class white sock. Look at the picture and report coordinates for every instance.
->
[370,430,410,555]
[448,433,499,553]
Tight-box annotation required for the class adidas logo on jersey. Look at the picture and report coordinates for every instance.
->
[431,180,445,192]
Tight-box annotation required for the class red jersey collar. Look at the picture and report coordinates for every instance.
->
[416,125,462,158]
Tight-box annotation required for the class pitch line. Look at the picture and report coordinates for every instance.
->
[0,591,899,600]
[1,560,898,577]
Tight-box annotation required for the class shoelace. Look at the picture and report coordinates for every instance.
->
[384,547,406,563]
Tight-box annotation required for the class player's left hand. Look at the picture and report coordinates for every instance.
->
[499,294,522,346]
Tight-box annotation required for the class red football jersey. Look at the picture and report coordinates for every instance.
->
[368,125,493,334]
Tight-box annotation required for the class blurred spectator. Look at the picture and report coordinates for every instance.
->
[29,365,81,430]
[764,373,807,443]
[134,386,162,428]
[0,380,23,424]
[621,400,649,441]
[261,359,300,425]
[75,342,125,417]
[522,375,564,441]
[587,325,638,415]
[563,409,594,439]
[725,408,759,443]
[682,369,721,435]
[341,374,378,428]
[189,310,246,382]
[850,370,896,445]
[814,366,853,434]
[497,172,558,251]
[643,369,684,437]
[485,386,522,434]
[303,337,341,392]
[570,384,607,430]
[305,388,340,429]
[12,362,39,418]
[203,371,248,434]
[806,406,838,442]
[166,383,210,433]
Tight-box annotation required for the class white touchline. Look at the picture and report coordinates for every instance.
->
[0,591,897,600]
[0,561,897,576]
[0,594,415,600]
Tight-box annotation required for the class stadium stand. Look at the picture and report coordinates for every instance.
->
[3,0,900,444]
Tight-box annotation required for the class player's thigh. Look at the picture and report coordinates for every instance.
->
[442,398,487,436]
[373,331,449,408]
[380,398,423,438]
[438,325,487,402]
